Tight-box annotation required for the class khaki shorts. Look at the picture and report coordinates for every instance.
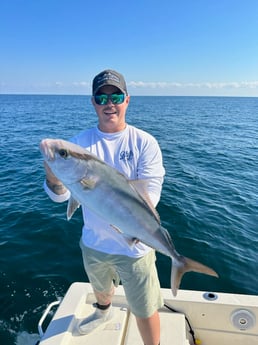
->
[80,240,163,318]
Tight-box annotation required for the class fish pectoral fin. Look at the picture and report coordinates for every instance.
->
[67,196,80,220]
[80,178,96,189]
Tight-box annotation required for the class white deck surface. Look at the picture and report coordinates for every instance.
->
[38,282,258,345]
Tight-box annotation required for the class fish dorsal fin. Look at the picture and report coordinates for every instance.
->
[67,196,80,220]
[129,180,160,224]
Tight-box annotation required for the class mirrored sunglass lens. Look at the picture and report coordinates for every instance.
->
[95,94,108,105]
[111,94,125,104]
[95,93,125,105]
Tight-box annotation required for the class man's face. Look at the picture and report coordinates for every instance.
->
[92,85,130,133]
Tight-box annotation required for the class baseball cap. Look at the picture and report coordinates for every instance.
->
[92,69,128,95]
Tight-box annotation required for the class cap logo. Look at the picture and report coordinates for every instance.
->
[97,72,120,84]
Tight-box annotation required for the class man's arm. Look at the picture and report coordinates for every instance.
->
[43,161,71,202]
[137,136,165,207]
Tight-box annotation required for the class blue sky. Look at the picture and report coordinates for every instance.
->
[1,0,258,96]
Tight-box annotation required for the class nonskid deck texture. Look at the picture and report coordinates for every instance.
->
[38,282,258,345]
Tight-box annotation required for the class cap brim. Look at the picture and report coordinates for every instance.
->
[93,81,126,95]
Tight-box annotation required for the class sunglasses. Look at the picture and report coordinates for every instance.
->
[94,93,125,105]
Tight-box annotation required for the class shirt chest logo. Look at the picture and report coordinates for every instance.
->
[119,150,134,161]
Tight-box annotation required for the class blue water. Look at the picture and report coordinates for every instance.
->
[0,95,257,344]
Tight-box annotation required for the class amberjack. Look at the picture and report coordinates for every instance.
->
[40,138,218,296]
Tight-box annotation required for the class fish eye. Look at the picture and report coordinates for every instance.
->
[59,149,69,159]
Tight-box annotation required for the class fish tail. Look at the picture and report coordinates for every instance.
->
[171,256,218,297]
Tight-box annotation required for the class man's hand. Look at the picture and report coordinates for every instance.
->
[44,161,67,195]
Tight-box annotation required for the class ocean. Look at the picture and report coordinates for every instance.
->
[0,95,257,344]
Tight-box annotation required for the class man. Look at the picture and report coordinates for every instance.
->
[43,69,165,345]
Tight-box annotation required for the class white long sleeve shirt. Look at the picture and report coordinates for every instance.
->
[44,124,165,257]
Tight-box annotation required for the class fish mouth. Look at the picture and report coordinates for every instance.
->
[40,139,56,161]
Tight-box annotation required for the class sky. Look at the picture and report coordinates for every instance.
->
[1,0,258,96]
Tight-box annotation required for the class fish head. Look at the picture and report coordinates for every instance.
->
[40,138,92,185]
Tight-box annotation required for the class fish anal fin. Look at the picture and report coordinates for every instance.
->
[67,196,80,220]
[125,237,140,247]
[129,179,160,224]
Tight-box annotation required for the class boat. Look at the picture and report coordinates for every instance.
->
[35,282,258,345]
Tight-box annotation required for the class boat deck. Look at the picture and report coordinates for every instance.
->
[37,282,258,345]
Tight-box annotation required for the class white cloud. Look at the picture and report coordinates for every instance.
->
[72,81,90,87]
[1,80,257,96]
[128,81,258,90]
